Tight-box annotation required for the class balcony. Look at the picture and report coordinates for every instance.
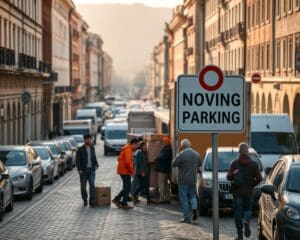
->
[55,86,73,94]
[18,53,37,70]
[38,61,51,73]
[0,47,15,66]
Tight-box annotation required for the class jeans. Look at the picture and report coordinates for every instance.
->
[178,184,197,221]
[130,174,140,196]
[114,175,131,205]
[80,168,96,205]
[134,174,150,199]
[233,194,252,239]
[158,172,170,201]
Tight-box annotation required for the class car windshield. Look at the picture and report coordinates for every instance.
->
[287,164,300,193]
[0,150,26,166]
[251,132,297,154]
[204,152,263,172]
[105,130,127,139]
[73,135,84,144]
[86,107,102,117]
[63,129,90,135]
[44,144,59,155]
[63,141,72,150]
[77,116,95,124]
[34,148,50,160]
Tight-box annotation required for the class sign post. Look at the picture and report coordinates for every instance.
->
[176,65,245,240]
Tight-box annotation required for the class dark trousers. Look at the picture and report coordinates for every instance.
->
[133,174,150,199]
[114,175,131,206]
[233,194,252,239]
[80,168,96,205]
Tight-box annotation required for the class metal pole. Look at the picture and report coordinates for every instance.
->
[212,133,219,240]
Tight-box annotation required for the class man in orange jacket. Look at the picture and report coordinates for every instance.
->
[112,138,139,209]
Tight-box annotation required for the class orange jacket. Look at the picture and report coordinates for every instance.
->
[117,144,134,175]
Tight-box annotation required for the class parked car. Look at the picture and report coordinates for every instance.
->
[0,160,14,221]
[27,141,65,177]
[197,147,265,216]
[72,134,84,148]
[53,139,73,171]
[31,146,59,184]
[258,155,300,240]
[0,146,43,200]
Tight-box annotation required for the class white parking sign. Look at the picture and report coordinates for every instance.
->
[176,65,245,132]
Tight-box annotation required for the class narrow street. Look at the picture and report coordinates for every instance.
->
[0,135,258,240]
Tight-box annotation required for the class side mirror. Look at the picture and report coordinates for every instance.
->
[265,167,272,175]
[1,173,9,179]
[261,184,276,200]
[32,159,41,166]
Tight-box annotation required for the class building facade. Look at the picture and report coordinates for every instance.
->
[102,51,113,94]
[51,0,74,134]
[0,0,47,144]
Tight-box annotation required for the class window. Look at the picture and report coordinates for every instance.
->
[272,163,285,192]
[283,38,287,70]
[4,19,7,47]
[288,36,293,69]
[295,0,300,10]
[256,0,260,25]
[266,0,270,21]
[0,17,2,46]
[276,40,281,70]
[276,0,281,16]
[266,43,270,71]
[261,44,265,71]
[282,0,287,14]
[256,46,260,70]
[252,3,255,27]
[261,0,265,23]
[288,0,293,11]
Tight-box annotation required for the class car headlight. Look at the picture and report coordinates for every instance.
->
[13,173,27,181]
[285,206,300,220]
[201,179,213,188]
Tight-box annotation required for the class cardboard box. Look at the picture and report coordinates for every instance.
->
[145,133,168,142]
[147,141,163,163]
[149,163,158,188]
[95,186,111,206]
[127,133,144,143]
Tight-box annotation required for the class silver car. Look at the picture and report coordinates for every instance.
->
[0,146,43,200]
[32,146,59,184]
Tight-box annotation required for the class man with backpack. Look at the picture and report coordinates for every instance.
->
[227,142,262,240]
[112,138,139,209]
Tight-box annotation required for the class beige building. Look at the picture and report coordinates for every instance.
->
[246,0,300,140]
[52,0,74,133]
[102,51,113,93]
[0,0,46,144]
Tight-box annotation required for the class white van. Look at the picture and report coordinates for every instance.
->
[63,120,92,136]
[85,102,106,132]
[104,122,128,155]
[76,109,98,143]
[250,114,298,171]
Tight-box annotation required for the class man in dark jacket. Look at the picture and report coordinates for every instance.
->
[227,142,262,240]
[76,133,99,207]
[156,136,173,203]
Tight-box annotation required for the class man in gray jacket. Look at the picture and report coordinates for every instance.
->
[172,139,201,223]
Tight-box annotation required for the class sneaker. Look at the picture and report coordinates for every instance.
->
[192,209,198,221]
[112,199,121,208]
[179,218,191,223]
[244,221,251,238]
[90,203,96,208]
[121,204,134,209]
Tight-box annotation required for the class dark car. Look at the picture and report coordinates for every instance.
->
[0,160,14,221]
[258,155,300,240]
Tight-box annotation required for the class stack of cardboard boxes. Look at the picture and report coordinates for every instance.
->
[145,133,168,188]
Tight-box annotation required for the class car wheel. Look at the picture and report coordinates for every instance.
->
[26,180,33,200]
[0,195,3,222]
[257,210,266,240]
[36,174,44,193]
[6,188,14,212]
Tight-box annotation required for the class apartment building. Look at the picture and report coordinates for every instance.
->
[0,0,47,144]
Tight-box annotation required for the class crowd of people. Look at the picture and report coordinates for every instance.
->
[76,133,262,239]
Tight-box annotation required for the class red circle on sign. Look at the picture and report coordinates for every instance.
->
[251,73,261,84]
[198,65,224,91]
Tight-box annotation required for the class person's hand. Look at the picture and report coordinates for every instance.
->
[94,165,99,171]
[78,170,83,175]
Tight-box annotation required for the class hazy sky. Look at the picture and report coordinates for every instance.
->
[73,0,182,8]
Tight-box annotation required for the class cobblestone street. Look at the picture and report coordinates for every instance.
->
[0,140,258,240]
